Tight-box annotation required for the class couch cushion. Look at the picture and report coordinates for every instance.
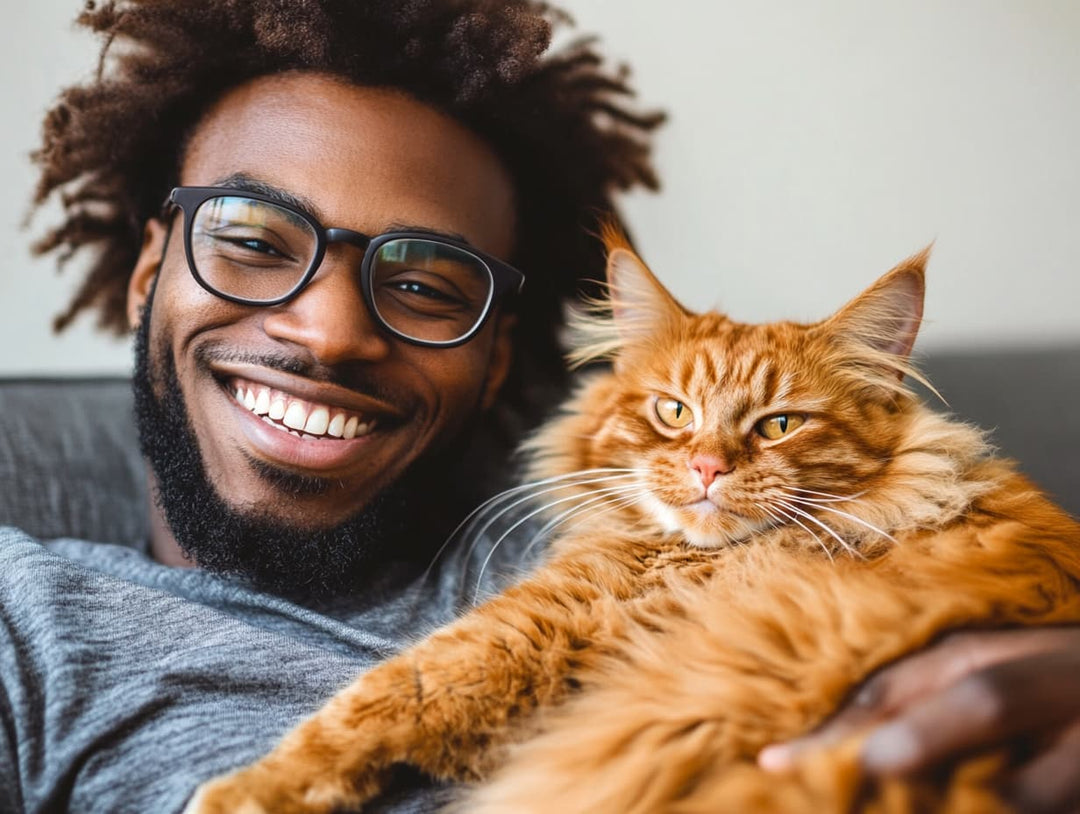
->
[0,378,147,545]
[920,346,1079,518]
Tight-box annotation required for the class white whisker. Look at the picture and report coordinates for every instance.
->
[517,490,650,569]
[471,483,647,604]
[754,503,787,533]
[765,502,834,562]
[425,469,642,578]
[462,474,641,563]
[774,499,863,558]
[781,497,898,546]
[523,489,643,556]
[781,487,866,503]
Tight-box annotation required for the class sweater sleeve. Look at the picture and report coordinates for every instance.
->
[0,527,462,813]
[0,617,26,814]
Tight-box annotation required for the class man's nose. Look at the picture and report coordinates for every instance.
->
[261,249,392,364]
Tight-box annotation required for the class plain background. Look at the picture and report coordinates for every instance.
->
[1,0,1078,376]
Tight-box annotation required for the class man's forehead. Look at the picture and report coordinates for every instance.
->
[179,73,517,257]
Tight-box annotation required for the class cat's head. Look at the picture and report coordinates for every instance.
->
[532,231,932,550]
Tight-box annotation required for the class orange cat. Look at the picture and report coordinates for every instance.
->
[187,236,1080,814]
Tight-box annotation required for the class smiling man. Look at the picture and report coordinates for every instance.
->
[130,76,527,595]
[1,2,662,811]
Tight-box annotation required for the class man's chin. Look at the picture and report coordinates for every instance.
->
[221,506,360,537]
[166,485,417,599]
[131,303,469,601]
[245,455,337,497]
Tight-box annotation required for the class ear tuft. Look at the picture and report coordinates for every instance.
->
[833,248,928,359]
[606,246,688,341]
[820,246,932,392]
[599,220,634,255]
[564,230,688,369]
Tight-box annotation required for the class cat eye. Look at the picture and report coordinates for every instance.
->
[655,397,694,429]
[756,414,805,440]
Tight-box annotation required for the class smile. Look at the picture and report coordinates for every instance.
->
[228,377,377,441]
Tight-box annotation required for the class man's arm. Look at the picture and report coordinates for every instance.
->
[759,628,1080,813]
[0,678,24,814]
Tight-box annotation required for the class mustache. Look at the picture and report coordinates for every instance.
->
[193,344,411,407]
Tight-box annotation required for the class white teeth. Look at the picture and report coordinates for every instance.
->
[304,407,330,435]
[232,379,374,440]
[283,401,309,431]
[253,389,271,415]
[269,396,286,420]
[327,413,346,438]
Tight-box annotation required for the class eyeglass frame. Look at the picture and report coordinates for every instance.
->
[162,186,526,348]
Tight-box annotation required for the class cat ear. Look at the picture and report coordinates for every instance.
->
[565,226,690,369]
[821,246,930,381]
[606,246,688,342]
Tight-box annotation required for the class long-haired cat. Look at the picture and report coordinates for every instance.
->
[187,235,1080,814]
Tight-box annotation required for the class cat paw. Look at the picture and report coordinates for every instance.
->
[182,766,361,814]
[182,779,266,814]
[183,774,277,814]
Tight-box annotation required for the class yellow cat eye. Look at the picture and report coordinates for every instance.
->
[756,414,805,440]
[655,397,694,429]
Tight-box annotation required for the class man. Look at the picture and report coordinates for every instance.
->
[2,1,1077,812]
[5,3,664,811]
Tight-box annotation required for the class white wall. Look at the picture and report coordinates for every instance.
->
[2,0,1078,376]
[0,2,117,375]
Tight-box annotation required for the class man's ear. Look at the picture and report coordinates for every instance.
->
[127,219,169,330]
[479,311,517,411]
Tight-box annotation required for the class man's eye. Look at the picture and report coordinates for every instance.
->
[222,236,284,257]
[391,279,460,303]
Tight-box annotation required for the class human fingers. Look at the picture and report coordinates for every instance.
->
[759,628,1080,772]
[1000,720,1080,814]
[860,649,1080,776]
[759,633,989,771]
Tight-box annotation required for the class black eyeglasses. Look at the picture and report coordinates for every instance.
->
[164,186,525,348]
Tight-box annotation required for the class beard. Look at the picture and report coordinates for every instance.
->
[131,290,495,601]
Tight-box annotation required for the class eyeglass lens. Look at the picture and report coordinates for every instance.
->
[190,195,495,343]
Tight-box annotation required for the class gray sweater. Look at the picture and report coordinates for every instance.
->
[0,525,532,814]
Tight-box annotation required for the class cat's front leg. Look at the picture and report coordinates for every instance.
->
[183,749,387,814]
[183,656,421,814]
[185,556,623,814]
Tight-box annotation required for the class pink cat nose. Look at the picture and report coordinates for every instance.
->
[690,454,734,488]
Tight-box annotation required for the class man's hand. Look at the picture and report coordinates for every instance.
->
[758,628,1080,813]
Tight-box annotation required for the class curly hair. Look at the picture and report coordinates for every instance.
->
[32,0,663,426]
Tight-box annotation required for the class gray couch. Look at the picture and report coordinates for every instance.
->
[1,346,1077,544]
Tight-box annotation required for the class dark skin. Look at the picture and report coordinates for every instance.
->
[761,629,1080,812]
[123,73,517,566]
[119,70,1076,810]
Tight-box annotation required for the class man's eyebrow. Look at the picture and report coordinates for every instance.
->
[384,222,472,246]
[203,179,474,246]
[210,173,323,220]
